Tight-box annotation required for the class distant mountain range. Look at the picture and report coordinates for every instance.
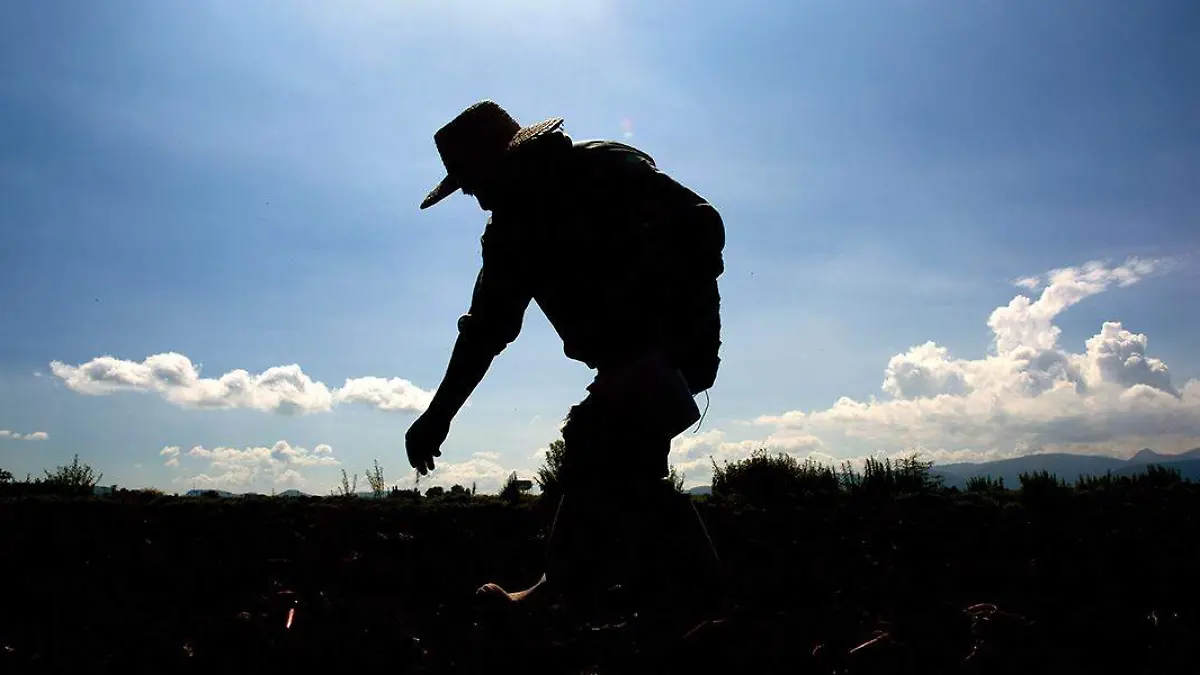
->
[931,447,1200,488]
[685,448,1200,494]
[178,488,310,498]
[175,489,393,499]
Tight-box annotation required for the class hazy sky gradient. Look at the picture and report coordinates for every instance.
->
[2,0,1198,492]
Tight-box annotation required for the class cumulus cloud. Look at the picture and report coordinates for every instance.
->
[168,440,340,490]
[760,257,1196,453]
[668,429,829,487]
[0,430,49,441]
[332,376,434,412]
[417,452,530,493]
[160,445,181,468]
[48,353,433,415]
[679,257,1198,486]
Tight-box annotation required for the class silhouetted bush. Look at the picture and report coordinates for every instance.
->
[387,486,421,502]
[365,459,387,499]
[499,471,532,504]
[332,469,358,497]
[667,465,685,493]
[42,454,103,494]
[859,453,944,495]
[1018,469,1070,510]
[1136,463,1183,488]
[711,448,840,502]
[533,438,566,502]
[1018,469,1067,491]
[966,475,1006,493]
[712,449,944,504]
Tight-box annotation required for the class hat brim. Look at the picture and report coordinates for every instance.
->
[418,117,564,210]
[419,175,460,210]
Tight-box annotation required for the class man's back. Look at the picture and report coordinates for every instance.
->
[461,135,725,388]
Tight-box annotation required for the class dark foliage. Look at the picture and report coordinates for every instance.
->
[966,475,1006,493]
[1,460,1198,673]
[533,439,566,501]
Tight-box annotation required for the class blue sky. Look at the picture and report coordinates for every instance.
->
[2,0,1198,493]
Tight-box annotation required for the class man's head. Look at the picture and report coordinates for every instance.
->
[420,101,565,212]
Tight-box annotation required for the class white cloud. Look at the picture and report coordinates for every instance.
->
[170,440,340,491]
[49,353,434,415]
[421,456,528,493]
[0,429,49,441]
[668,429,828,487]
[160,446,181,467]
[678,257,1199,486]
[332,376,434,412]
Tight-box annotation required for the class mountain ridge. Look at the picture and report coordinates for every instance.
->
[927,447,1200,489]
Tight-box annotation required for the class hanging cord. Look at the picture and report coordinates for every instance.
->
[692,390,711,433]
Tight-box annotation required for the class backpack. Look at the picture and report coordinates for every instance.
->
[571,140,725,394]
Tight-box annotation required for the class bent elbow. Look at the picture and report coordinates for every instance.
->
[457,313,522,356]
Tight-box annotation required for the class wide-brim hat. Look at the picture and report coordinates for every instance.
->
[419,100,564,209]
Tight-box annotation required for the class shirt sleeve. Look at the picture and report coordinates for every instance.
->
[455,217,534,357]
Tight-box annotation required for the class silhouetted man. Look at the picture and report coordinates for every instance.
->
[405,100,726,632]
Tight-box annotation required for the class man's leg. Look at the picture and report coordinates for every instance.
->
[617,440,728,625]
[476,395,622,617]
[548,432,728,626]
[542,395,632,620]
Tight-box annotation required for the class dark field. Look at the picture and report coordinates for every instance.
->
[2,481,1199,674]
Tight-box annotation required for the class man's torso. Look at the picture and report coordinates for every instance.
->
[467,135,724,388]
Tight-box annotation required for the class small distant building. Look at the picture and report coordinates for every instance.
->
[514,479,533,492]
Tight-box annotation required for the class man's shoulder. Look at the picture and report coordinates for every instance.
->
[569,139,657,169]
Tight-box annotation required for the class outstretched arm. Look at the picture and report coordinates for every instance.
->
[406,222,532,474]
[424,333,499,421]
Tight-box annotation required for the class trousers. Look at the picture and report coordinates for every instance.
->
[546,350,708,617]
[558,349,701,494]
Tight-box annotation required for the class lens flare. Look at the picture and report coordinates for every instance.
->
[621,117,634,140]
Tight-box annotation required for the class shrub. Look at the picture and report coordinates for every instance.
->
[534,439,566,501]
[1075,471,1118,491]
[858,454,941,495]
[42,455,103,494]
[499,471,531,503]
[667,465,685,493]
[365,460,387,499]
[712,448,839,502]
[966,475,1006,493]
[1135,464,1183,489]
[332,469,358,498]
[388,486,421,502]
[1019,470,1068,506]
